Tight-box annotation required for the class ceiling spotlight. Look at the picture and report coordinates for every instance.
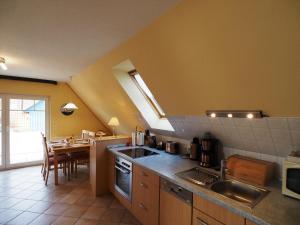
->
[247,113,254,119]
[206,110,264,118]
[0,57,8,70]
[210,113,216,118]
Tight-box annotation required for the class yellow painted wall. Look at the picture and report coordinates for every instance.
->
[69,0,300,133]
[0,79,108,138]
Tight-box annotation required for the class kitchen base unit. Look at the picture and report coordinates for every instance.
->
[160,177,192,225]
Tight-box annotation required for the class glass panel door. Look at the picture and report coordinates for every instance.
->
[8,97,46,166]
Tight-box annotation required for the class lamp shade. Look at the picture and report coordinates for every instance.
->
[108,117,120,126]
[63,102,78,110]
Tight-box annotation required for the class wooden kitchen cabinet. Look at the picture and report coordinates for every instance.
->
[246,219,259,225]
[108,151,115,194]
[132,164,159,225]
[193,195,245,225]
[160,189,192,225]
[193,208,223,225]
[89,136,129,196]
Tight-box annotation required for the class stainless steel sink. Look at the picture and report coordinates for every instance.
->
[210,179,269,208]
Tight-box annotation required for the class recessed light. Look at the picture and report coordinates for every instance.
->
[247,113,254,119]
[210,113,216,118]
[206,110,264,119]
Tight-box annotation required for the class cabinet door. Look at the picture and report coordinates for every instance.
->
[160,189,192,225]
[108,152,115,194]
[193,195,245,225]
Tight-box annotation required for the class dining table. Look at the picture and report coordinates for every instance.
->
[47,140,91,185]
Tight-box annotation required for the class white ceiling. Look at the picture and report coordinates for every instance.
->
[0,0,180,81]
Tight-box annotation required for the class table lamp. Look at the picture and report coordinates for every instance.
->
[108,117,120,136]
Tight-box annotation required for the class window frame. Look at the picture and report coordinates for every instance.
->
[128,70,166,118]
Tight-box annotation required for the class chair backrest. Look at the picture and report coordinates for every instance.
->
[41,133,49,161]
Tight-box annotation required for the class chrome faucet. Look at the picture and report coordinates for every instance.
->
[220,159,227,180]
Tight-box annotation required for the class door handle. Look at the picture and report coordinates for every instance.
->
[115,165,129,174]
[196,217,208,225]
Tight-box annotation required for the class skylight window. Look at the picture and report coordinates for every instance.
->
[129,70,165,118]
[113,60,174,131]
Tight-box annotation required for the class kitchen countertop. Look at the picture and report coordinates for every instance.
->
[107,145,300,225]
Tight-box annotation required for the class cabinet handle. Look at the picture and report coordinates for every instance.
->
[196,217,208,225]
[139,182,148,188]
[138,202,147,211]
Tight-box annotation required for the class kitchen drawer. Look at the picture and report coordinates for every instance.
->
[193,195,244,225]
[133,175,158,208]
[133,164,159,187]
[132,165,159,225]
[193,208,223,225]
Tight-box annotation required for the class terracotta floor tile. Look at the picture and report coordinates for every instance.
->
[109,199,125,209]
[11,199,38,211]
[0,197,22,209]
[97,222,119,225]
[29,214,58,225]
[81,207,106,220]
[74,195,96,207]
[100,208,126,223]
[26,201,53,213]
[6,211,40,225]
[92,195,114,208]
[0,209,23,224]
[44,203,71,216]
[60,194,82,204]
[74,218,99,225]
[121,211,141,225]
[51,216,78,225]
[63,205,88,218]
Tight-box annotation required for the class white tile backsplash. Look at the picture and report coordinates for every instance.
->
[267,118,289,129]
[150,116,300,166]
[287,118,300,130]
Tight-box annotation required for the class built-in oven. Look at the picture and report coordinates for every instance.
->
[115,156,132,201]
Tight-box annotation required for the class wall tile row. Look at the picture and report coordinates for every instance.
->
[149,116,300,158]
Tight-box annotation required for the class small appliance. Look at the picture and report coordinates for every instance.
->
[282,152,300,200]
[199,133,218,168]
[165,141,179,154]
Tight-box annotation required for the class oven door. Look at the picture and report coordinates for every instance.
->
[115,163,132,200]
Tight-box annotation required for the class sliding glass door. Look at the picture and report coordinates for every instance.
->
[0,95,48,169]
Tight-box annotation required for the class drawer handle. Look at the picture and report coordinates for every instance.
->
[139,182,148,188]
[138,202,147,211]
[196,217,208,225]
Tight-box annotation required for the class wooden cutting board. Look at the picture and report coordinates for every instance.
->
[226,154,276,186]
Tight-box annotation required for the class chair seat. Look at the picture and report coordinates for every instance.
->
[69,151,89,160]
[48,154,69,165]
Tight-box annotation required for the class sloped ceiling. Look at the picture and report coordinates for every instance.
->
[69,0,300,138]
[0,0,180,81]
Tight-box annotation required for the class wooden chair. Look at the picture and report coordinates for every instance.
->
[41,135,70,185]
[69,150,89,177]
